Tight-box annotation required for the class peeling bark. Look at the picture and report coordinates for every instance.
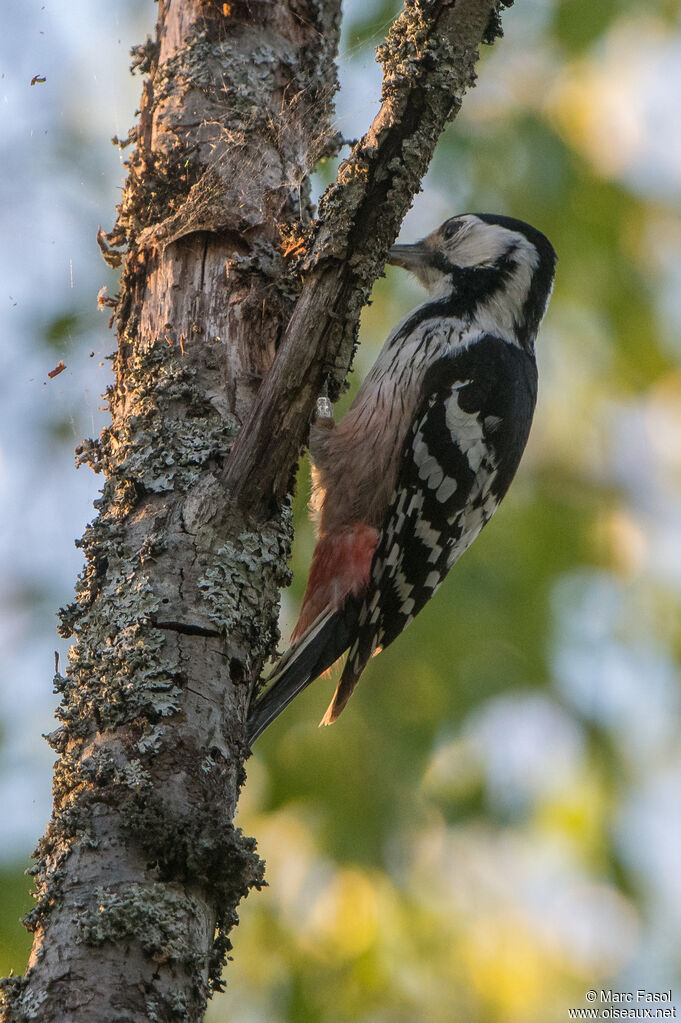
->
[0,1,510,1021]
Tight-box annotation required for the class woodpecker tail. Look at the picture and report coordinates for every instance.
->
[248,522,377,743]
[247,605,358,744]
[319,662,361,726]
[319,610,384,725]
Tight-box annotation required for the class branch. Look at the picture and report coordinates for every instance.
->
[225,0,512,513]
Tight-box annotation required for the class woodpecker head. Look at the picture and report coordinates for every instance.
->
[388,213,556,348]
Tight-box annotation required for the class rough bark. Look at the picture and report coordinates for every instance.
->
[0,1,510,1021]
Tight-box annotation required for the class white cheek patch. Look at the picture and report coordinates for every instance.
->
[444,221,541,344]
[451,227,506,267]
[449,221,539,273]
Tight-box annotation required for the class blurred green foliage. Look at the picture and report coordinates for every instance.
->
[0,866,34,978]
[43,311,82,350]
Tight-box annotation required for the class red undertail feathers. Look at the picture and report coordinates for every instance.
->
[291,523,378,642]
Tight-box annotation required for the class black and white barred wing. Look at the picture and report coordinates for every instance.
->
[321,336,537,723]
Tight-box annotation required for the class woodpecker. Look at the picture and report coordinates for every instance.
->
[247,213,556,743]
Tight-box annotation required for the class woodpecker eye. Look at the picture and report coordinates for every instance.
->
[442,220,461,241]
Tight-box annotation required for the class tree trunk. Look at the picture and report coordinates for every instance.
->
[0,1,509,1020]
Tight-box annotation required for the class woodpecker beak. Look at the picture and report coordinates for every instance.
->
[387,242,430,271]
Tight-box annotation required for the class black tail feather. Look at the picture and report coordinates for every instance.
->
[247,605,358,743]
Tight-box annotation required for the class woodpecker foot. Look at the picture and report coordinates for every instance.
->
[315,396,334,422]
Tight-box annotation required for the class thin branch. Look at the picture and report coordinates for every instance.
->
[225,0,511,514]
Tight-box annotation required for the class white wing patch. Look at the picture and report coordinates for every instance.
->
[413,413,459,502]
[406,490,425,516]
[418,458,444,491]
[413,430,444,491]
[384,542,401,568]
[435,476,458,503]
[394,570,415,616]
[414,517,442,549]
[445,389,488,473]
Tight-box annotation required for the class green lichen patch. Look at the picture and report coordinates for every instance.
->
[0,974,45,1022]
[97,347,240,503]
[57,623,182,735]
[121,786,265,991]
[130,36,158,77]
[156,35,294,118]
[197,519,292,655]
[80,883,202,965]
